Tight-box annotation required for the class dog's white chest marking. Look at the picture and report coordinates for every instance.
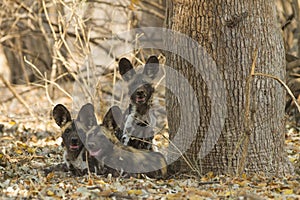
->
[122,108,157,148]
[122,113,135,145]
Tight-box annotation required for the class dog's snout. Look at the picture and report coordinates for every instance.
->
[136,90,145,96]
[88,142,96,149]
[71,137,78,144]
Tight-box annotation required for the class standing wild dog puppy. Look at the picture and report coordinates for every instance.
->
[75,103,167,178]
[53,104,100,175]
[118,56,160,150]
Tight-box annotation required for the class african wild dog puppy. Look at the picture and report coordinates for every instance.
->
[118,56,160,150]
[75,103,167,178]
[52,104,100,176]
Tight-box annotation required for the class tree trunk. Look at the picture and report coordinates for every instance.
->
[165,0,293,175]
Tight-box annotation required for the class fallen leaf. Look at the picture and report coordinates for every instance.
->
[88,179,93,186]
[15,149,23,155]
[9,121,16,125]
[128,189,143,195]
[46,190,55,196]
[283,189,294,195]
[257,182,267,187]
[185,188,214,198]
[95,180,107,185]
[47,172,55,181]
[16,142,27,148]
[27,147,36,154]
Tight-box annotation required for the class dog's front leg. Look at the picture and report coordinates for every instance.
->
[122,113,135,145]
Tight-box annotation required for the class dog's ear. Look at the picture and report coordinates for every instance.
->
[143,56,159,79]
[119,57,136,81]
[53,104,72,127]
[76,103,97,129]
[102,106,123,131]
[74,120,89,146]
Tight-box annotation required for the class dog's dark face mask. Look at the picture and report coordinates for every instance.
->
[119,56,159,116]
[129,76,155,106]
[53,104,85,159]
[61,122,84,152]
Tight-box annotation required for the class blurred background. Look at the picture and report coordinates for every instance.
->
[0,0,299,126]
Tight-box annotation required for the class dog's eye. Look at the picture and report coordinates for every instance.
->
[64,129,71,134]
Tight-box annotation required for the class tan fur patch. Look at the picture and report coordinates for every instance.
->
[60,121,73,133]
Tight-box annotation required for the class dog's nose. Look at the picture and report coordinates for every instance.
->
[136,90,145,96]
[88,142,96,149]
[71,137,78,144]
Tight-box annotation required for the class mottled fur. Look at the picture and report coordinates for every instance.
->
[52,104,100,176]
[75,104,167,178]
[118,56,159,150]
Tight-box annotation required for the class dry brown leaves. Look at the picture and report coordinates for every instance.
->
[0,83,300,199]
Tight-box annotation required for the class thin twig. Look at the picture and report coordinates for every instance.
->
[254,72,300,113]
[16,38,29,85]
[138,4,165,19]
[43,0,58,97]
[25,56,73,101]
[167,138,198,174]
[86,151,92,183]
[141,0,166,12]
[38,79,73,100]
[0,74,35,118]
[233,49,258,176]
[44,73,54,106]
[198,181,221,185]
[42,0,58,41]
[2,86,40,103]
[24,56,44,79]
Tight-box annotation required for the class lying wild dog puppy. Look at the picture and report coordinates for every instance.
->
[118,56,160,150]
[75,103,167,178]
[52,104,100,176]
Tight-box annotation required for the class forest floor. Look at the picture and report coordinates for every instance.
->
[0,81,300,199]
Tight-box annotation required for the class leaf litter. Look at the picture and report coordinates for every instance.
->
[0,84,300,199]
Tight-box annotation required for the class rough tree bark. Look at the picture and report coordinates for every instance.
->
[165,0,293,175]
